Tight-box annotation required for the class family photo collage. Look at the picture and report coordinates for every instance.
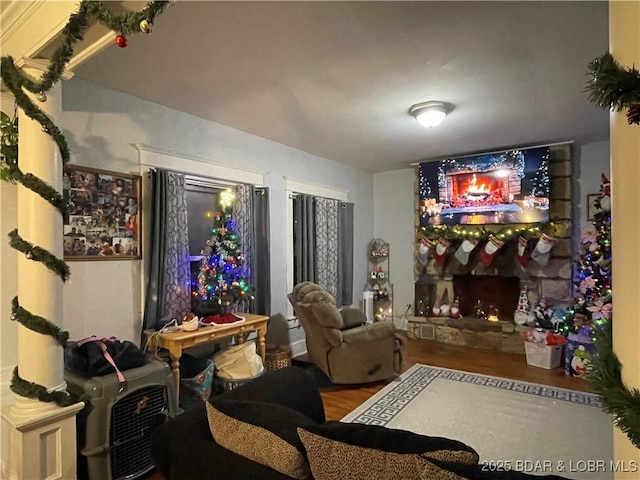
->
[63,166,141,259]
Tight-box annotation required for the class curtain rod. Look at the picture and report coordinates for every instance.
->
[410,140,574,166]
[186,176,266,194]
[185,174,236,189]
[289,193,350,206]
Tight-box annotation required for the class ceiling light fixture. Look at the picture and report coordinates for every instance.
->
[409,101,452,128]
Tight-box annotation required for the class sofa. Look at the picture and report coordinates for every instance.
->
[151,366,568,479]
[288,281,403,384]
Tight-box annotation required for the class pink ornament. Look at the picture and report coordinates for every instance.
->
[587,300,612,320]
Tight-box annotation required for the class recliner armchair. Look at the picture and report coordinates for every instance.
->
[289,282,403,384]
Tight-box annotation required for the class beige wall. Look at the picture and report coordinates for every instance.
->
[610,2,640,476]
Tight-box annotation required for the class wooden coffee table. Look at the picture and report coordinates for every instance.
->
[144,313,269,402]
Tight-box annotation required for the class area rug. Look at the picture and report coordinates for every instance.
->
[342,364,614,480]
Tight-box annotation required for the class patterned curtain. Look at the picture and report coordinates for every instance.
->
[141,169,191,342]
[315,197,339,297]
[232,184,271,314]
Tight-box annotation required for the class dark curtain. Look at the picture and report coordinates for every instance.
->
[251,188,271,315]
[293,194,316,285]
[336,202,354,306]
[293,195,354,305]
[141,169,191,344]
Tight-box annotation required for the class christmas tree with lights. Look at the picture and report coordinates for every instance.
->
[530,155,549,197]
[562,174,612,340]
[192,189,254,315]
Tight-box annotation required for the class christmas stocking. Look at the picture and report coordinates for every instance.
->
[416,238,435,265]
[517,236,531,268]
[478,236,504,267]
[433,237,451,266]
[531,233,556,266]
[454,238,478,265]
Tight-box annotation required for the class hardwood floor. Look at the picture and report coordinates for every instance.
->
[319,335,591,421]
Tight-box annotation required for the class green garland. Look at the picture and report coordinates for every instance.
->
[5,166,67,216]
[1,109,67,215]
[8,229,70,282]
[587,323,640,449]
[1,1,170,406]
[418,220,565,242]
[11,297,69,347]
[0,68,70,163]
[586,52,640,124]
[10,367,77,408]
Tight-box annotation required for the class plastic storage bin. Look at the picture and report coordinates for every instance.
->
[525,341,563,369]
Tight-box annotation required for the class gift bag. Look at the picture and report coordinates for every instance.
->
[565,334,598,377]
[179,354,214,402]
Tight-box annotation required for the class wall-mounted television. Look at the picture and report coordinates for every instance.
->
[418,146,550,226]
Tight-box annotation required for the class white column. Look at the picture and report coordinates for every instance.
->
[1,66,83,479]
[609,2,640,478]
[12,67,66,416]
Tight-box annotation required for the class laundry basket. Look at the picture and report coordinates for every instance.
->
[213,341,265,391]
[525,341,563,369]
[217,370,265,391]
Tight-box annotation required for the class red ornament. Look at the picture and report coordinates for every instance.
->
[115,35,127,48]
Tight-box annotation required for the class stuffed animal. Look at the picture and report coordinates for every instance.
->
[449,297,461,319]
[533,297,554,329]
[431,295,442,317]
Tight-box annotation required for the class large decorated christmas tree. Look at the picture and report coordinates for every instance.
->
[192,189,253,315]
[561,174,612,340]
[582,51,640,450]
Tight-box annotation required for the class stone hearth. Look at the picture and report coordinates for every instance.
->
[406,314,528,354]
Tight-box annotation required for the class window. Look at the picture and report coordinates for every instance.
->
[185,182,223,295]
[136,144,268,328]
[285,179,353,314]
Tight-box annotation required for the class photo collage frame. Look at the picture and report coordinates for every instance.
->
[63,166,141,260]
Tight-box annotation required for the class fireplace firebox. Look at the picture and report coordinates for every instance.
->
[452,274,521,322]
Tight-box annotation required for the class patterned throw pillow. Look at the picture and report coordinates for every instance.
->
[300,421,479,459]
[297,422,479,480]
[298,428,470,480]
[205,400,316,480]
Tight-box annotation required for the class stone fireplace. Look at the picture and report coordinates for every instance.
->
[408,144,573,354]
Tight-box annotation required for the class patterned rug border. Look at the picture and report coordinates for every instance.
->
[346,364,602,427]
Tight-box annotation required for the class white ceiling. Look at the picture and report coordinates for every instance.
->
[73,1,610,173]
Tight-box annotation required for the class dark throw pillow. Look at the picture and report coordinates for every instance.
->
[206,399,317,479]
